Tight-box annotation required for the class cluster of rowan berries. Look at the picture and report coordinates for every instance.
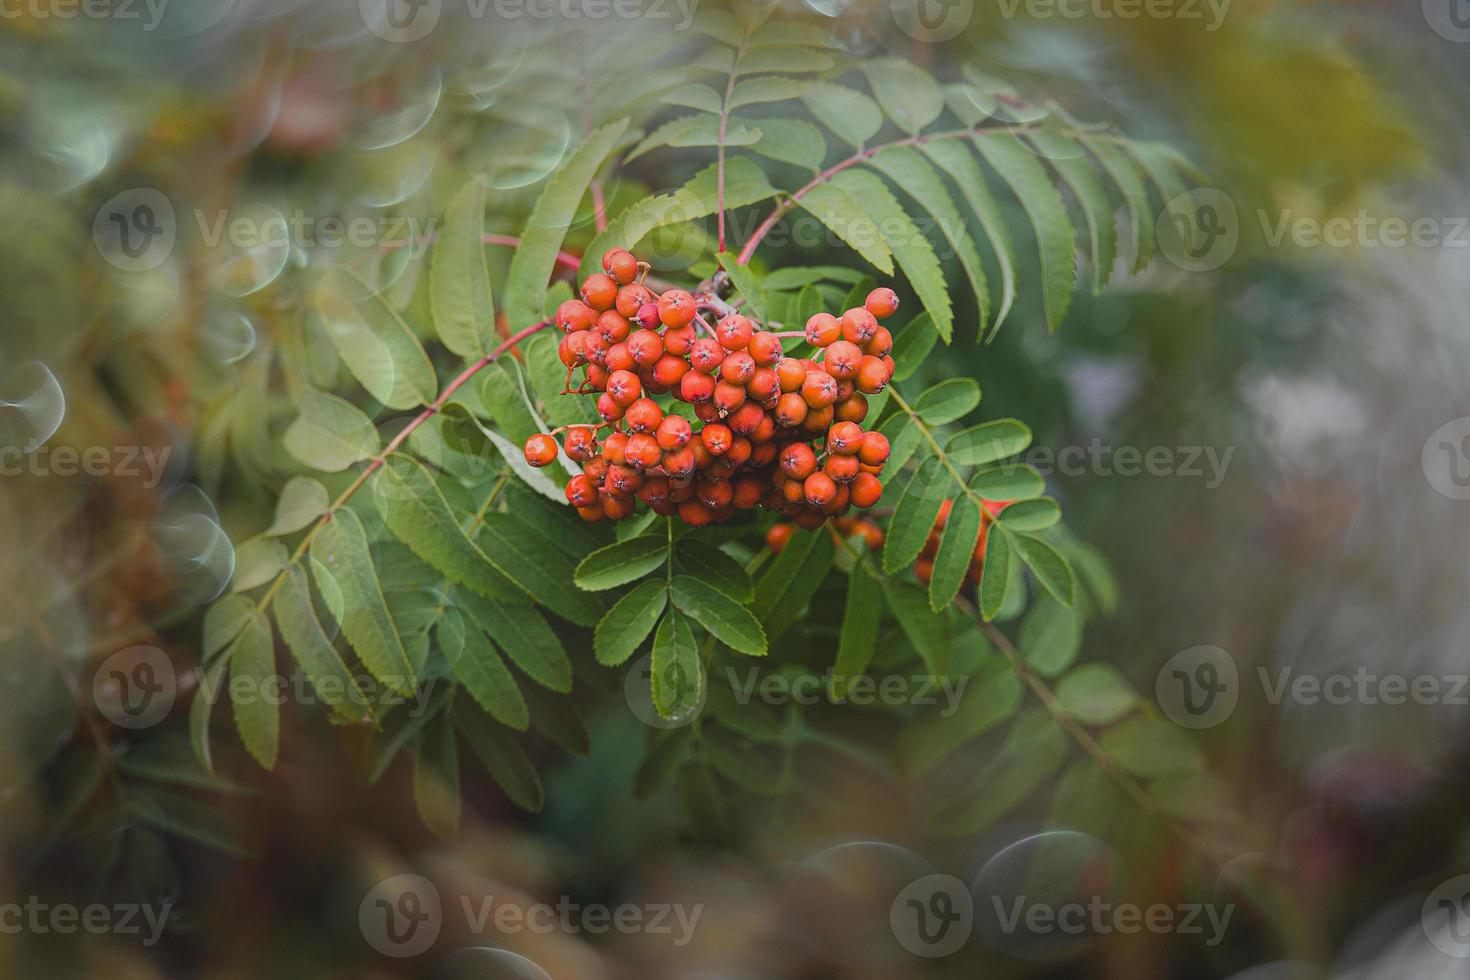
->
[913,498,1013,586]
[521,248,899,528]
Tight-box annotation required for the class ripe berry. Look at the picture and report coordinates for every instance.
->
[663,447,696,479]
[627,329,663,366]
[679,371,715,403]
[865,326,893,358]
[652,354,689,388]
[625,434,662,470]
[766,523,793,553]
[603,494,635,520]
[563,426,597,461]
[716,314,754,351]
[604,342,635,373]
[726,437,753,467]
[774,392,809,427]
[582,331,609,366]
[634,303,661,331]
[689,338,725,374]
[713,380,747,415]
[776,359,807,392]
[597,310,630,344]
[656,415,692,450]
[828,421,864,455]
[805,312,840,347]
[697,479,733,509]
[858,431,890,466]
[601,431,628,466]
[748,331,783,366]
[677,499,712,526]
[794,508,825,530]
[865,287,900,319]
[606,464,643,496]
[565,474,597,507]
[615,283,652,317]
[780,442,817,479]
[582,273,618,311]
[602,248,638,285]
[804,471,838,507]
[701,423,733,456]
[583,456,608,482]
[607,369,642,407]
[558,333,586,368]
[624,397,663,433]
[855,355,890,394]
[720,351,756,384]
[823,340,862,380]
[576,504,604,523]
[834,393,869,424]
[657,289,696,328]
[801,370,839,408]
[824,453,860,484]
[596,393,624,422]
[523,433,558,467]
[747,367,779,401]
[804,405,835,434]
[556,299,596,334]
[663,325,696,356]
[840,307,879,344]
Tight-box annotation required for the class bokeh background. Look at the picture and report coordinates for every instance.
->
[2,0,1468,977]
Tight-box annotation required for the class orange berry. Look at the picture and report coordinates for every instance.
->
[805,312,841,347]
[851,472,883,508]
[840,307,879,344]
[582,273,618,311]
[624,397,663,433]
[864,287,900,318]
[766,522,793,553]
[827,421,864,455]
[801,370,839,408]
[656,415,692,450]
[804,471,838,507]
[602,248,638,285]
[523,434,558,467]
[658,289,697,328]
[780,442,818,479]
[556,299,596,333]
[716,314,754,351]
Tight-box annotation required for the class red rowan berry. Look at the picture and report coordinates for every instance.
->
[720,350,756,384]
[607,370,642,407]
[804,471,838,507]
[780,443,818,479]
[805,312,840,347]
[733,475,763,509]
[615,283,652,317]
[624,398,663,433]
[604,342,635,373]
[556,299,596,333]
[663,324,696,356]
[824,453,860,484]
[689,337,724,374]
[603,493,636,520]
[729,402,765,435]
[658,289,696,328]
[748,331,783,366]
[776,358,807,392]
[864,326,893,358]
[914,559,934,584]
[634,303,661,331]
[582,273,618,311]
[605,464,643,496]
[625,433,662,470]
[701,423,732,456]
[653,353,689,388]
[858,431,890,466]
[663,447,696,480]
[523,433,558,467]
[801,370,839,408]
[563,426,597,461]
[679,371,715,403]
[747,367,779,401]
[855,355,890,394]
[582,331,609,366]
[766,522,793,553]
[828,421,864,455]
[565,474,597,507]
[840,307,878,344]
[751,441,778,467]
[726,436,753,467]
[678,499,712,526]
[559,333,586,368]
[596,393,624,422]
[585,363,610,390]
[638,475,672,507]
[694,402,722,423]
[780,477,806,505]
[656,415,692,450]
[794,508,826,530]
[713,380,747,415]
[627,329,663,366]
[821,483,850,516]
[697,479,733,509]
[576,503,605,523]
[804,405,835,434]
[865,287,899,318]
[583,456,609,482]
[601,431,628,466]
[834,393,869,424]
[602,248,638,285]
[823,340,862,380]
[716,314,753,351]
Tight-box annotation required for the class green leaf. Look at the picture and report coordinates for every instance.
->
[753,527,835,640]
[671,157,779,216]
[575,535,668,591]
[476,359,542,447]
[1018,596,1082,677]
[663,82,724,114]
[310,507,416,697]
[1011,530,1077,606]
[973,134,1077,332]
[796,183,894,275]
[430,177,495,358]
[737,46,834,75]
[522,684,590,755]
[914,378,980,425]
[930,495,981,612]
[266,477,329,537]
[284,388,380,473]
[882,579,952,675]
[802,81,883,150]
[190,660,227,774]
[717,252,768,322]
[670,576,766,656]
[831,556,882,699]
[743,116,826,170]
[651,609,703,720]
[746,20,839,47]
[1032,132,1117,292]
[868,146,990,330]
[375,457,524,604]
[701,730,779,794]
[314,267,437,409]
[978,524,1013,622]
[1100,716,1203,777]
[925,708,1066,835]
[890,313,938,383]
[971,463,1045,501]
[274,564,373,725]
[921,140,1018,339]
[634,730,691,799]
[412,713,460,840]
[231,537,287,593]
[831,169,953,343]
[947,419,1031,466]
[674,540,753,603]
[594,580,668,666]
[454,588,572,693]
[876,414,919,487]
[475,513,604,626]
[680,761,730,845]
[762,265,865,290]
[996,497,1060,531]
[1083,136,1155,273]
[897,661,1022,778]
[440,402,564,503]
[728,76,812,109]
[861,57,942,134]
[625,114,759,160]
[506,118,630,330]
[1056,663,1137,725]
[227,611,277,769]
[883,456,950,574]
[454,703,543,811]
[446,626,528,731]
[203,594,255,664]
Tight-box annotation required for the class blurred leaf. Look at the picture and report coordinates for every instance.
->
[455,703,543,812]
[230,537,286,593]
[283,388,380,473]
[862,58,942,133]
[1056,664,1137,726]
[1100,717,1204,778]
[227,611,277,770]
[266,477,329,537]
[413,713,461,840]
[430,177,495,358]
[832,554,882,699]
[315,268,437,409]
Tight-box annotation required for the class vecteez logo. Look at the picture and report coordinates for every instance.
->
[360,874,442,958]
[1155,645,1238,729]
